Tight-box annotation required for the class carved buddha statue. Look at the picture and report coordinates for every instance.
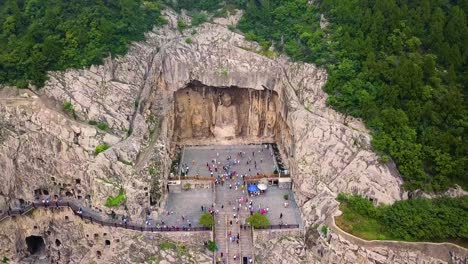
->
[191,107,207,138]
[211,93,238,139]
[265,102,277,136]
[249,103,260,137]
[175,99,191,139]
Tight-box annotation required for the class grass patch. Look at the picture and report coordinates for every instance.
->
[160,241,190,256]
[185,38,193,44]
[63,101,77,119]
[160,241,177,250]
[177,19,187,31]
[89,120,108,131]
[105,187,126,207]
[96,122,108,131]
[95,143,110,154]
[335,203,387,240]
[120,159,133,166]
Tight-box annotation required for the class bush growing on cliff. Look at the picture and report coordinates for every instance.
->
[206,240,217,252]
[336,193,468,243]
[95,143,110,155]
[96,122,108,131]
[62,101,76,119]
[105,187,126,207]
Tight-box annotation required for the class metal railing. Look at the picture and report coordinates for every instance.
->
[169,173,291,182]
[240,224,300,230]
[0,201,210,232]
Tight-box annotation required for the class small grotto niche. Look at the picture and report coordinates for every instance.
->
[25,235,45,255]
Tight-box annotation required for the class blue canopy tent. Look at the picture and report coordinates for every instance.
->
[247,184,259,193]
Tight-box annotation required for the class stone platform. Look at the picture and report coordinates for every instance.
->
[179,144,279,177]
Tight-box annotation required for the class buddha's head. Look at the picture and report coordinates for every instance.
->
[221,93,232,107]
[268,102,276,112]
[176,99,185,112]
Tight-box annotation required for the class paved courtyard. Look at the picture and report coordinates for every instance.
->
[179,144,278,177]
[247,186,302,226]
[158,189,213,227]
[215,181,302,226]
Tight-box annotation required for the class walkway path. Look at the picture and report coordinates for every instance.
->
[0,199,210,232]
[214,182,255,264]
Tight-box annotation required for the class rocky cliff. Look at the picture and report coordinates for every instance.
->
[0,9,462,264]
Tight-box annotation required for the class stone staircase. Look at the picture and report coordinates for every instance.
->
[240,221,254,263]
[215,213,228,263]
[214,180,256,264]
[227,215,241,263]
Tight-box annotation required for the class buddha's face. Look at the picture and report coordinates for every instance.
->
[268,102,276,112]
[221,93,232,107]
[176,100,184,112]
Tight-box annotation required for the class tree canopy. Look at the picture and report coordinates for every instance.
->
[336,193,468,243]
[237,0,467,192]
[0,0,165,88]
[199,212,215,228]
[246,212,270,228]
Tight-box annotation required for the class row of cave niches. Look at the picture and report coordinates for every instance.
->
[26,226,117,258]
[34,177,89,201]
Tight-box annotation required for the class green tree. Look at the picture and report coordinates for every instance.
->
[246,213,270,228]
[199,212,214,228]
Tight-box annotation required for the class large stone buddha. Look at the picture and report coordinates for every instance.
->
[211,93,239,139]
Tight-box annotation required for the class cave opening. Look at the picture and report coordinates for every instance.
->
[25,235,45,255]
[170,82,294,177]
[173,82,286,144]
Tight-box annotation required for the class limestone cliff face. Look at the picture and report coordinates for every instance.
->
[0,9,412,263]
[0,209,211,263]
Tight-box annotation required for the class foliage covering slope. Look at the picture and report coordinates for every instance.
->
[237,0,467,192]
[336,193,468,243]
[0,0,165,87]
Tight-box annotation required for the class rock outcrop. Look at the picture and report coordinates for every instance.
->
[0,208,211,263]
[1,8,462,264]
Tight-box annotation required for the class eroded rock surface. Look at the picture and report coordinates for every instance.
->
[0,9,461,264]
[0,209,211,264]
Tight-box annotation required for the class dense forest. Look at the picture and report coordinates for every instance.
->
[0,0,165,88]
[236,0,467,192]
[337,193,468,243]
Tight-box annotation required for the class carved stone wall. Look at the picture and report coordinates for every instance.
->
[173,81,286,145]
